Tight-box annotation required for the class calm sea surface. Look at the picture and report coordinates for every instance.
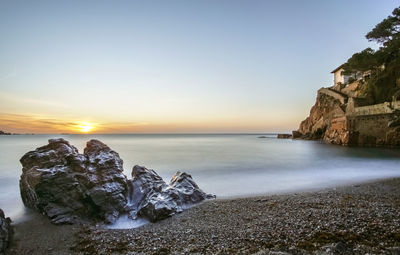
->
[1,134,400,222]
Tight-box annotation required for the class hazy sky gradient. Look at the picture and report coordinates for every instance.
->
[0,0,398,133]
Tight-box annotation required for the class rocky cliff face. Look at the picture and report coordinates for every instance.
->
[20,139,214,225]
[296,91,347,142]
[0,209,12,255]
[383,110,400,146]
[295,88,400,147]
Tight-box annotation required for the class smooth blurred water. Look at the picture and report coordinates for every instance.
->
[1,134,400,221]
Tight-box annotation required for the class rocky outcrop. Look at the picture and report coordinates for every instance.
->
[19,139,214,225]
[20,138,129,224]
[131,166,215,222]
[295,87,400,147]
[386,110,400,146]
[296,90,347,142]
[0,209,12,255]
[277,134,292,139]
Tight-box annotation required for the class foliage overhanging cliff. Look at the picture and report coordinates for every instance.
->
[342,6,400,103]
[295,6,400,147]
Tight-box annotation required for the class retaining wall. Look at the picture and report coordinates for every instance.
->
[348,114,392,141]
[318,88,347,105]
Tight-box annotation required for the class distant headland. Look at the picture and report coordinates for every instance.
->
[0,130,13,135]
[0,130,34,135]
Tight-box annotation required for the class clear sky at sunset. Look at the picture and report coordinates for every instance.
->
[0,0,398,133]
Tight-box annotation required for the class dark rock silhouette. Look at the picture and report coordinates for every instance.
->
[0,209,12,255]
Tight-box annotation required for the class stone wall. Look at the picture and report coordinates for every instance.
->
[347,102,400,146]
[297,87,400,147]
[352,102,394,116]
[318,88,347,105]
[348,114,392,145]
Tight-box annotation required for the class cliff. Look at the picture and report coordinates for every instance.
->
[294,87,400,147]
[296,90,346,141]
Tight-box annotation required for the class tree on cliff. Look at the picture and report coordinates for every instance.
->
[341,48,381,74]
[366,7,400,45]
[342,6,400,104]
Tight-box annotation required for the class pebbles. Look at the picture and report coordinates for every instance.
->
[73,178,400,254]
[13,178,400,254]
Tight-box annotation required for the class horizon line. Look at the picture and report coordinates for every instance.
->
[3,132,292,135]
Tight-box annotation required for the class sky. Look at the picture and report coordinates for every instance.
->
[0,0,398,134]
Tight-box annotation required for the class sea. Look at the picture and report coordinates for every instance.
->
[1,134,400,224]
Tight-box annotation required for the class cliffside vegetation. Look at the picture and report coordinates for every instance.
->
[342,6,400,104]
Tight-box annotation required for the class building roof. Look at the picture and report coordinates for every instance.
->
[331,64,345,74]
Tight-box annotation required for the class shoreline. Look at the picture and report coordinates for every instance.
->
[8,177,400,254]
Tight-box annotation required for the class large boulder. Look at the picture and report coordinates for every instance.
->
[20,138,129,224]
[19,139,214,224]
[131,165,215,222]
[0,209,12,255]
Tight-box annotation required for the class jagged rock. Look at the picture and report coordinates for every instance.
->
[292,131,302,139]
[277,134,292,139]
[20,138,129,224]
[388,117,400,128]
[297,91,345,141]
[131,165,215,222]
[19,139,214,224]
[386,130,400,146]
[0,209,13,255]
[323,127,350,146]
[296,87,400,147]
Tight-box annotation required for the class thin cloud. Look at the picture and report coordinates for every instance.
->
[0,113,152,134]
[0,113,288,134]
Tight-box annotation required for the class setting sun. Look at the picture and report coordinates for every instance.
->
[78,122,94,133]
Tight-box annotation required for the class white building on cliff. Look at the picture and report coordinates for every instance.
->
[331,64,371,90]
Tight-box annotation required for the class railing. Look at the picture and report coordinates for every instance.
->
[352,102,398,116]
[318,88,347,105]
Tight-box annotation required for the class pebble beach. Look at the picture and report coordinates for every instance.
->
[8,178,400,255]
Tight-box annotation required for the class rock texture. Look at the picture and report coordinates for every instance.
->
[387,110,400,146]
[0,209,12,255]
[297,92,346,141]
[19,139,213,225]
[72,178,400,255]
[295,87,400,147]
[277,134,292,139]
[131,166,215,222]
[20,138,129,224]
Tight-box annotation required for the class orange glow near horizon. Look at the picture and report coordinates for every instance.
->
[0,113,298,134]
[76,122,95,133]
